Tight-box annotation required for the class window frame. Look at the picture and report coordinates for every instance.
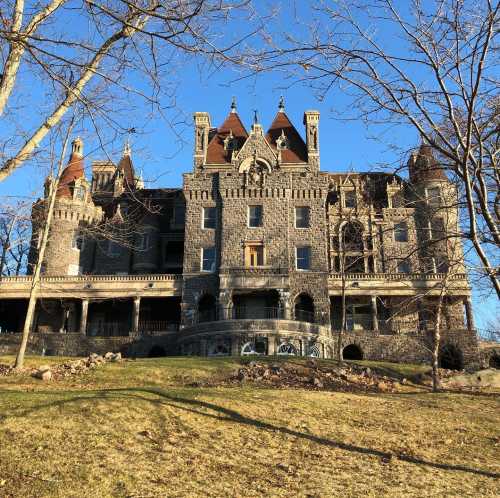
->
[426,187,441,208]
[296,246,311,271]
[245,243,265,267]
[201,246,216,272]
[71,231,84,251]
[344,190,357,209]
[202,206,217,229]
[295,206,310,229]
[248,205,263,228]
[394,221,409,243]
[397,260,411,274]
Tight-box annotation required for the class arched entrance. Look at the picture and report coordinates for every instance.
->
[294,293,315,323]
[439,344,464,370]
[489,354,500,369]
[343,344,363,360]
[198,294,217,323]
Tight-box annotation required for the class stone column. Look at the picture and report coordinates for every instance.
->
[268,336,276,356]
[279,290,291,320]
[59,305,68,333]
[231,336,240,356]
[371,296,379,332]
[132,296,141,335]
[464,298,475,330]
[80,299,89,335]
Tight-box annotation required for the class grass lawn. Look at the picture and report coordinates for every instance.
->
[0,356,498,497]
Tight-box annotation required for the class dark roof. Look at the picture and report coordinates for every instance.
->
[409,145,448,182]
[206,112,248,164]
[265,111,308,163]
[57,152,85,198]
[117,153,135,188]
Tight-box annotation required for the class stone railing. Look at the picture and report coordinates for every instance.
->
[0,273,182,284]
[221,266,288,276]
[328,272,468,281]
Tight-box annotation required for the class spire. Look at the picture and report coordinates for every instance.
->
[278,95,285,112]
[123,139,131,157]
[253,109,259,125]
[230,96,237,114]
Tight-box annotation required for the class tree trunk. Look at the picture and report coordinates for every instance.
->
[14,127,73,369]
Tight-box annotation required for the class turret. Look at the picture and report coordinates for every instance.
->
[303,110,320,170]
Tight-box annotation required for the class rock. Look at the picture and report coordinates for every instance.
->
[110,353,122,362]
[41,370,52,381]
[237,368,247,381]
[270,363,281,374]
[248,361,257,368]
[104,352,114,359]
[306,358,317,368]
[38,365,51,373]
[442,368,500,389]
[363,367,371,376]
[377,381,388,391]
[312,377,324,388]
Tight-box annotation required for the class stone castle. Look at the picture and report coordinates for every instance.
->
[0,99,478,367]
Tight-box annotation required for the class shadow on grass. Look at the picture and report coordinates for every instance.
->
[1,387,499,479]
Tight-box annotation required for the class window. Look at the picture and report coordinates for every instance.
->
[201,247,216,272]
[394,222,408,242]
[172,204,186,226]
[164,241,184,267]
[248,205,263,227]
[427,187,441,208]
[245,244,264,267]
[74,186,85,200]
[137,233,149,251]
[430,218,445,240]
[295,207,310,228]
[106,240,119,257]
[203,207,217,229]
[434,256,449,273]
[397,260,411,274]
[296,246,311,270]
[344,190,356,208]
[71,231,84,251]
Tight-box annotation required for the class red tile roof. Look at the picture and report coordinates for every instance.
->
[57,152,85,198]
[117,153,135,188]
[266,111,307,163]
[206,112,248,164]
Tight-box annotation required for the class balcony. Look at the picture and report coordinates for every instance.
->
[219,267,288,291]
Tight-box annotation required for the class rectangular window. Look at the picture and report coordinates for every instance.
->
[394,222,408,242]
[296,246,311,270]
[431,218,445,240]
[344,190,356,208]
[71,231,84,251]
[434,256,449,273]
[106,240,119,257]
[201,247,216,272]
[246,244,264,267]
[137,233,149,251]
[248,205,263,227]
[203,207,217,229]
[427,187,441,208]
[397,260,411,274]
[295,207,310,228]
[173,204,186,226]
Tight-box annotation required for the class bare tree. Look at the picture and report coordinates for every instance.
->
[0,200,31,275]
[258,0,499,295]
[0,0,262,182]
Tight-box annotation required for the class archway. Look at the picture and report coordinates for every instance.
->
[277,343,298,356]
[294,293,314,323]
[198,294,217,323]
[342,344,363,360]
[148,345,167,357]
[439,344,464,370]
[341,222,364,251]
[488,354,500,369]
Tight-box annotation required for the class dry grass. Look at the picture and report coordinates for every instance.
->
[0,356,498,497]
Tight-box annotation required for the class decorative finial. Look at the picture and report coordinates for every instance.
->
[253,109,259,125]
[231,96,237,113]
[123,139,131,156]
[278,95,285,112]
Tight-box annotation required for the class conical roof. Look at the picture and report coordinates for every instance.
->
[206,111,248,164]
[57,139,85,198]
[409,144,447,183]
[266,111,307,163]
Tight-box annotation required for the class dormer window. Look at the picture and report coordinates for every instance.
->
[276,131,289,150]
[74,185,86,201]
[223,131,237,151]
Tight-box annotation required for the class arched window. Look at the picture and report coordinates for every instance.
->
[342,344,363,360]
[294,293,315,323]
[341,222,364,252]
[308,343,321,358]
[277,343,298,356]
[198,294,216,323]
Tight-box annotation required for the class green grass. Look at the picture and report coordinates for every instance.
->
[0,356,498,497]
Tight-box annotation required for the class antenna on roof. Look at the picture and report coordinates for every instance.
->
[278,95,285,112]
[231,96,237,113]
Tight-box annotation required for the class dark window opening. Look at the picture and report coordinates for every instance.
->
[439,344,464,370]
[248,205,263,227]
[343,344,363,360]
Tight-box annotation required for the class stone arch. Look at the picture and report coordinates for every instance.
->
[343,344,363,360]
[439,344,464,370]
[488,353,500,369]
[238,156,272,174]
[198,294,217,323]
[294,292,315,323]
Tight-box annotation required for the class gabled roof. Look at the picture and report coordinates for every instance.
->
[265,111,307,163]
[57,152,85,198]
[117,153,135,188]
[206,112,248,164]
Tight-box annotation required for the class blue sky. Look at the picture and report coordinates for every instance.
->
[0,0,497,329]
